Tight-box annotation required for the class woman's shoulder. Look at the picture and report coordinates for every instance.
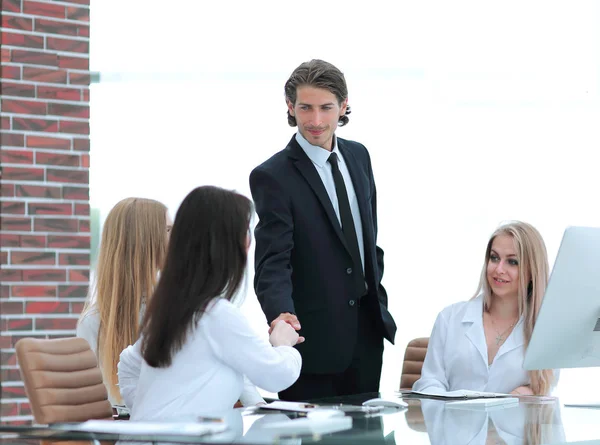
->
[196,298,251,343]
[206,297,234,312]
[203,298,244,323]
[76,305,100,350]
[438,295,482,321]
[77,305,100,328]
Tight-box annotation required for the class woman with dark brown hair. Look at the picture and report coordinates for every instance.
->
[118,186,302,419]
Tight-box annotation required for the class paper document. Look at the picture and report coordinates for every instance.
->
[259,400,383,414]
[409,389,511,400]
[563,403,600,409]
[560,394,600,409]
[259,416,352,435]
[260,401,320,412]
[446,397,520,410]
[55,419,228,437]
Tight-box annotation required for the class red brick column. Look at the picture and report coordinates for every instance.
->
[1,0,91,424]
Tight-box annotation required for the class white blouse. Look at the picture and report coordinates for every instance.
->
[77,304,267,407]
[117,298,301,420]
[413,295,532,394]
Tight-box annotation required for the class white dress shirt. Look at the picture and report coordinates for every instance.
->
[295,132,365,271]
[117,298,301,420]
[413,295,533,394]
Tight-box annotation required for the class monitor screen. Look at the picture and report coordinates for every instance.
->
[524,226,600,370]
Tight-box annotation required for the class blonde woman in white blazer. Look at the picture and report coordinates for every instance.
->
[413,221,557,396]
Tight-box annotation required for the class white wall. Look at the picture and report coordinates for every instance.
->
[90,0,600,400]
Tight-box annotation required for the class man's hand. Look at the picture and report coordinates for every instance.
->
[269,313,304,344]
[269,320,304,346]
[270,313,301,333]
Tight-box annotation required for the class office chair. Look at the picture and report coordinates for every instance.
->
[400,337,429,390]
[16,337,113,424]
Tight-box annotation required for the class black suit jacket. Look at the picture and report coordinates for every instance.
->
[250,135,397,374]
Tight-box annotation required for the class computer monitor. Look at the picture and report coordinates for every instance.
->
[524,226,600,370]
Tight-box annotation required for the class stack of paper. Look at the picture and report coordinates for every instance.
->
[55,419,228,437]
[446,397,520,410]
[408,389,511,400]
[259,416,353,435]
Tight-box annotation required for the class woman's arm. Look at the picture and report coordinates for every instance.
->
[205,300,301,394]
[412,311,450,393]
[76,310,100,357]
[239,376,266,406]
[511,385,534,396]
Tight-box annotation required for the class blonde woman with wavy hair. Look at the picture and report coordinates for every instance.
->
[77,197,171,404]
[413,221,557,396]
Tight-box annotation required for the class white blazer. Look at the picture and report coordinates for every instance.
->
[413,295,532,394]
[78,305,266,407]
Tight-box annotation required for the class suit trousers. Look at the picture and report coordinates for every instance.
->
[279,301,384,401]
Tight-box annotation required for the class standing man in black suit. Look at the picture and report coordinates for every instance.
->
[249,59,397,400]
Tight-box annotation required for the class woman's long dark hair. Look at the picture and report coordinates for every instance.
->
[141,186,253,368]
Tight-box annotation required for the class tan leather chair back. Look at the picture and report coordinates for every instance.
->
[400,337,429,390]
[16,337,113,424]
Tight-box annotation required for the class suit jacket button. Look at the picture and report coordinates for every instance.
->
[348,300,355,307]
[346,267,353,274]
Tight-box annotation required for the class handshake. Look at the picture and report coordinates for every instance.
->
[268,313,305,347]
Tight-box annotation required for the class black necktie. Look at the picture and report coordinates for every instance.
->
[328,152,365,296]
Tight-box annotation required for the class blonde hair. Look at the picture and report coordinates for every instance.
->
[81,197,167,403]
[525,402,560,445]
[473,221,553,395]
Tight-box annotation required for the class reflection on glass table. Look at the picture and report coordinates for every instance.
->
[3,393,600,444]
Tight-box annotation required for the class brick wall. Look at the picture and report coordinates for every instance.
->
[1,0,91,424]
